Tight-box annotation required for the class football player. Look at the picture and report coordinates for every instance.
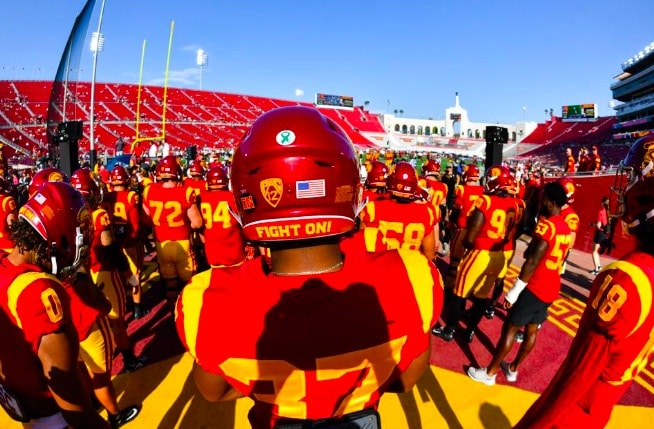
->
[486,176,526,320]
[433,166,519,343]
[0,182,109,428]
[183,159,207,197]
[362,160,388,204]
[102,165,148,319]
[27,167,68,199]
[467,181,571,385]
[441,163,483,308]
[175,106,443,429]
[359,161,438,260]
[142,155,203,307]
[197,166,247,267]
[71,169,145,373]
[515,135,654,428]
[0,177,17,253]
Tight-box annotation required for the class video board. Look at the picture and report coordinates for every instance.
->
[562,104,597,120]
[316,93,354,109]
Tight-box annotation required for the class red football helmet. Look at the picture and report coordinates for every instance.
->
[206,166,229,191]
[230,106,362,243]
[18,182,92,278]
[155,155,182,182]
[485,165,517,195]
[463,164,480,182]
[28,167,68,198]
[614,135,654,200]
[613,135,654,231]
[620,176,654,234]
[188,159,206,178]
[387,162,419,199]
[70,168,101,206]
[421,159,441,176]
[557,177,576,204]
[110,165,129,186]
[365,161,389,188]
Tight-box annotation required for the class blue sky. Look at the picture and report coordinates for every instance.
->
[2,0,652,124]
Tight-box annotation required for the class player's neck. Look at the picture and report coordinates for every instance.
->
[270,243,344,276]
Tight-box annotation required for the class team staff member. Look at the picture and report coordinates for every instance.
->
[590,196,610,275]
[467,182,571,385]
[176,106,443,429]
[0,182,109,428]
[515,135,654,428]
[359,161,438,260]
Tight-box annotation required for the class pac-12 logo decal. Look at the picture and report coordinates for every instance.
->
[260,178,283,208]
[276,130,296,146]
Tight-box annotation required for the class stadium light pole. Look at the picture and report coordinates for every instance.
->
[197,49,208,90]
[89,0,107,170]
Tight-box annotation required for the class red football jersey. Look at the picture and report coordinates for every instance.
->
[0,253,70,418]
[362,188,387,205]
[516,251,654,429]
[62,278,102,341]
[101,189,142,247]
[0,194,17,250]
[527,214,571,303]
[198,189,246,266]
[359,199,436,253]
[560,204,580,234]
[471,195,520,251]
[176,247,443,429]
[453,184,483,229]
[89,208,114,272]
[143,182,196,241]
[183,177,207,197]
[502,197,526,252]
[423,177,447,207]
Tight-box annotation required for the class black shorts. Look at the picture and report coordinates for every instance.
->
[508,288,550,326]
[593,229,607,245]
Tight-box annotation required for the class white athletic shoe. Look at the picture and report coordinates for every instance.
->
[467,367,496,386]
[500,361,518,382]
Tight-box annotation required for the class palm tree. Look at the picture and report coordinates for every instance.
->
[364,100,370,109]
[549,108,554,117]
[399,109,404,116]
[394,109,398,115]
[545,109,548,117]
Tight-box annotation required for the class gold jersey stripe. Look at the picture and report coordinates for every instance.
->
[397,249,439,333]
[180,270,213,360]
[603,260,652,337]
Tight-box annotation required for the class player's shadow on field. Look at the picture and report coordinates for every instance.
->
[479,402,511,429]
[397,366,463,429]
[157,370,236,429]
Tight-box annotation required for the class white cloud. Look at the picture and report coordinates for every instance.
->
[295,88,304,97]
[181,44,201,52]
[147,67,202,86]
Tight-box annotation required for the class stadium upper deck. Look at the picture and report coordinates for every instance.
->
[611,40,654,141]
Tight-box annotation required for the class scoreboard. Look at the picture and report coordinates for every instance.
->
[316,93,354,109]
[562,104,598,120]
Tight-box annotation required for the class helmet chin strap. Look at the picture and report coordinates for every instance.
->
[50,243,58,275]
[228,205,243,227]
